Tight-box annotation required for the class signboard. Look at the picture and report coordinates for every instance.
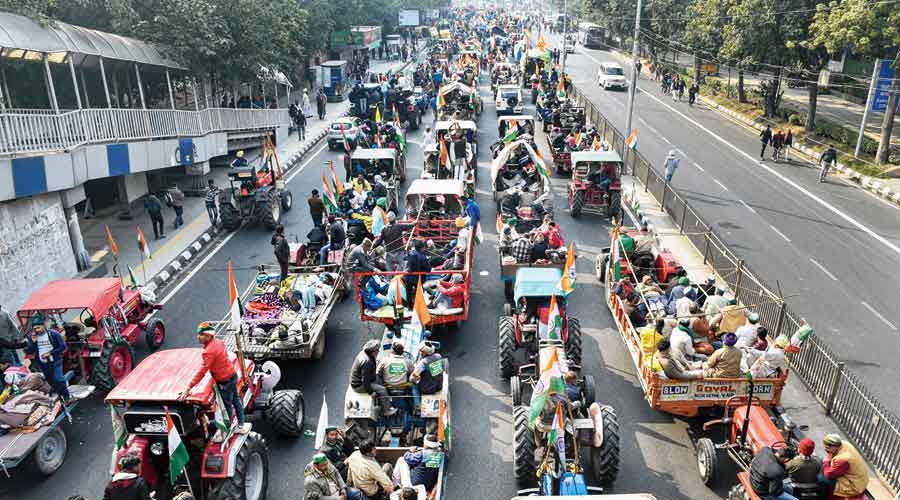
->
[330,27,382,50]
[658,380,776,402]
[872,59,899,113]
[399,9,420,26]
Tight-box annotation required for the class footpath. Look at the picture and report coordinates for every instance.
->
[80,56,416,294]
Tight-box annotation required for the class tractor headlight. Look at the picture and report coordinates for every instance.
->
[150,442,165,456]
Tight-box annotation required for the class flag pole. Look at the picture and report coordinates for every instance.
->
[176,466,195,498]
[140,253,147,285]
[233,322,249,387]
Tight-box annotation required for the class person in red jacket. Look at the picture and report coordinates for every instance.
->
[180,323,250,434]
[433,274,466,309]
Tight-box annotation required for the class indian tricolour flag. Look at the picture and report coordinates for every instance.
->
[228,260,244,331]
[322,173,339,213]
[548,400,566,466]
[110,405,127,449]
[558,241,576,295]
[535,148,551,178]
[165,406,189,485]
[528,348,565,428]
[437,399,449,444]
[410,277,432,332]
[329,162,344,196]
[137,227,151,259]
[626,129,638,150]
[610,227,622,281]
[502,120,519,143]
[212,383,232,434]
[539,295,562,340]
[557,77,565,98]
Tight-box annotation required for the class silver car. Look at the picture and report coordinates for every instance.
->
[327,117,362,150]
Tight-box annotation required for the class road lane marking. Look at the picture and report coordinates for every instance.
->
[808,258,838,281]
[286,143,328,182]
[738,199,757,214]
[693,162,705,172]
[861,301,898,331]
[769,225,791,242]
[713,179,730,191]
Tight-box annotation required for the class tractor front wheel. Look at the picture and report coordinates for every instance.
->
[266,389,305,437]
[513,406,536,484]
[581,374,596,408]
[607,190,621,219]
[590,405,620,486]
[696,437,718,486]
[571,190,585,218]
[144,317,166,350]
[510,375,522,406]
[566,317,583,367]
[209,432,269,500]
[92,338,135,391]
[219,203,241,231]
[498,316,516,378]
[280,190,294,212]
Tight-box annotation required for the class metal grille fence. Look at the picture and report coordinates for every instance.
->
[568,84,900,493]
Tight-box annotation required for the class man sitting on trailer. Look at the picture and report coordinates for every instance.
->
[319,427,351,479]
[653,339,703,380]
[347,440,395,498]
[703,332,742,378]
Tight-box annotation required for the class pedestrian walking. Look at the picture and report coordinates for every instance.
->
[271,224,290,281]
[143,193,165,239]
[296,109,307,141]
[771,129,784,161]
[688,82,699,106]
[663,150,680,185]
[784,129,793,161]
[759,125,773,160]
[289,101,300,134]
[302,88,312,118]
[205,179,219,226]
[308,189,325,228]
[316,89,327,120]
[170,184,185,229]
[635,59,642,80]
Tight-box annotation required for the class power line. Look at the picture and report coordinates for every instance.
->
[591,0,900,23]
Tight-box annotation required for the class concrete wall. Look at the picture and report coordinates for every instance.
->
[0,193,77,311]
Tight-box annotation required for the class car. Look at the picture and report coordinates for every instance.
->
[327,117,361,150]
[597,62,627,90]
[495,84,524,115]
[564,34,577,53]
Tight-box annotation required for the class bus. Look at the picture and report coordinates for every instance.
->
[577,22,605,48]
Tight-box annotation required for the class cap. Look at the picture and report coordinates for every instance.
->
[313,453,328,464]
[823,434,842,447]
[387,211,396,223]
[197,322,216,336]
[236,150,244,158]
[678,277,690,286]
[747,312,760,323]
[325,425,338,433]
[363,339,380,353]
[418,342,435,355]
[30,312,46,328]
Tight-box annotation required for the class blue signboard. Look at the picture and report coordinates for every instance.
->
[872,59,899,113]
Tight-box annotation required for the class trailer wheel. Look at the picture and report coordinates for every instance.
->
[209,432,269,500]
[144,317,166,351]
[510,375,522,406]
[590,405,620,486]
[728,483,750,500]
[565,317,583,367]
[498,316,516,378]
[266,389,305,437]
[513,406,536,484]
[697,437,718,486]
[92,338,135,391]
[31,426,67,476]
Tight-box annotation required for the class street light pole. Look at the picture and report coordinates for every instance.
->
[624,0,643,139]
[561,0,568,76]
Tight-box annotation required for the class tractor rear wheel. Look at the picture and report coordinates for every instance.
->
[258,191,281,230]
[498,316,516,378]
[728,483,750,500]
[92,338,135,391]
[266,389,305,437]
[607,191,621,219]
[696,437,718,486]
[571,190,584,218]
[208,432,269,500]
[144,317,166,351]
[565,317,583,366]
[280,190,294,212]
[513,406,536,484]
[590,405,620,486]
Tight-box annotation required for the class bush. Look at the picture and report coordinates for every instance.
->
[788,114,803,125]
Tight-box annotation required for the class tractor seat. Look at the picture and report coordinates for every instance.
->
[63,321,95,340]
[573,165,591,177]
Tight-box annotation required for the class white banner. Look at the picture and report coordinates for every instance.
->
[399,9,420,26]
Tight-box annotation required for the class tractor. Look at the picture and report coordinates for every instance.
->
[498,268,581,378]
[568,151,623,219]
[105,349,305,500]
[219,146,293,231]
[511,342,620,488]
[16,278,165,391]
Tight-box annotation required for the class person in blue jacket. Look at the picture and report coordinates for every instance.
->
[24,313,69,400]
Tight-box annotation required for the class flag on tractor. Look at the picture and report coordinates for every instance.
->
[341,129,352,153]
[502,120,519,143]
[137,227,151,259]
[110,405,127,449]
[535,148,551,178]
[610,227,622,281]
[314,393,328,450]
[165,406,189,485]
[538,33,546,52]
[395,128,406,151]
[557,76,565,97]
[440,138,449,166]
[212,383,232,434]
[539,295,563,339]
[328,162,344,195]
[375,106,382,123]
[394,105,402,129]
[559,241,576,295]
[528,348,565,428]
[548,400,566,466]
[438,399,449,443]
[410,277,432,332]
[591,136,602,151]
[227,260,244,331]
[322,173,339,213]
[105,225,119,258]
[626,129,638,150]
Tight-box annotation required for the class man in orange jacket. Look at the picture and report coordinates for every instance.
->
[180,323,250,434]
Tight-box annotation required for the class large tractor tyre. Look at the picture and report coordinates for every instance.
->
[590,405,621,486]
[728,484,750,500]
[92,338,135,391]
[565,317,583,367]
[510,375,522,406]
[266,389,305,438]
[29,426,67,476]
[220,204,242,231]
[607,191,621,220]
[280,190,294,212]
[513,406,536,484]
[581,374,596,408]
[258,191,281,231]
[696,437,718,486]
[144,317,166,351]
[209,432,269,500]
[571,190,585,218]
[498,316,517,378]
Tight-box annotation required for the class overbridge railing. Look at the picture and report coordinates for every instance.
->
[0,107,290,155]
[567,83,900,493]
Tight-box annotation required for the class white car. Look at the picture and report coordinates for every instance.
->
[495,85,524,115]
[327,117,361,150]
[597,62,627,90]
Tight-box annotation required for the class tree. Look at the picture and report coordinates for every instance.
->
[810,0,900,163]
[681,0,731,81]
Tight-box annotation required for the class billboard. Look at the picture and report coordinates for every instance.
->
[399,9,420,26]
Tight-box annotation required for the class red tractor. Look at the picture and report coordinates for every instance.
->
[17,278,165,391]
[595,228,682,286]
[106,348,305,500]
[568,151,623,219]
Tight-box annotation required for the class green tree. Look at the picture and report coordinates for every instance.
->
[681,0,732,81]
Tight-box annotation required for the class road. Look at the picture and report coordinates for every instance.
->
[554,35,900,412]
[3,69,738,500]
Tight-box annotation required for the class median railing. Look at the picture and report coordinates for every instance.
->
[568,83,900,493]
[0,107,290,155]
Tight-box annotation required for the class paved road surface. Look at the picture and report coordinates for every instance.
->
[6,71,732,500]
[555,38,900,413]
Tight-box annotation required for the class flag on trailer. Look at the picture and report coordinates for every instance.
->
[110,405,127,449]
[105,225,119,258]
[438,90,446,108]
[227,260,244,331]
[528,348,565,428]
[314,393,328,450]
[212,383,232,434]
[610,227,622,281]
[137,227,151,259]
[410,277,432,332]
[440,138,449,166]
[559,241,576,295]
[548,400,566,466]
[165,406,189,485]
[558,76,565,97]
[328,162,344,195]
[438,399,449,443]
[626,129,638,150]
[591,136,602,151]
[322,173,338,213]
